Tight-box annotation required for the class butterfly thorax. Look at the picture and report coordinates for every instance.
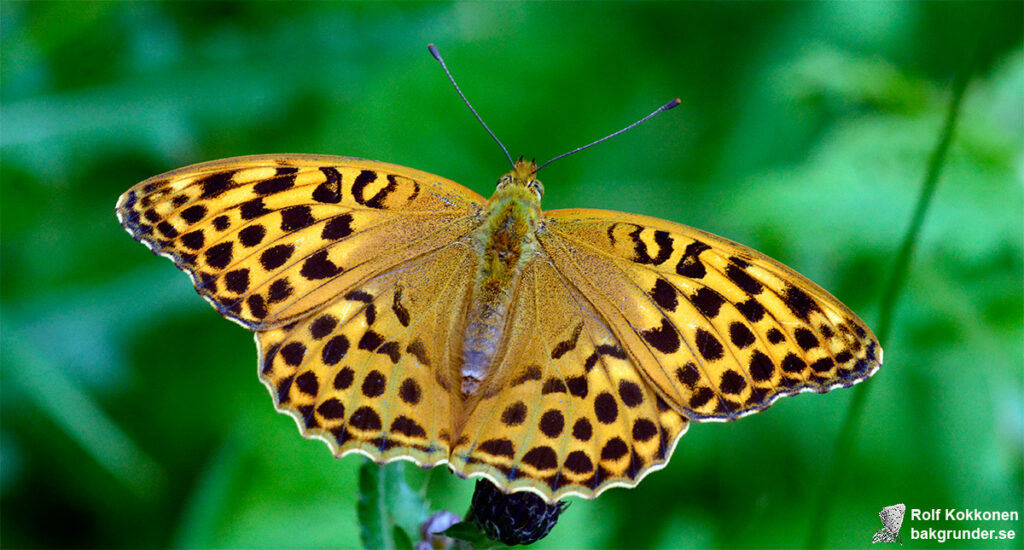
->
[460,161,543,396]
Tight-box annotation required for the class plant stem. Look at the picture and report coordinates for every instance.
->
[805,65,972,548]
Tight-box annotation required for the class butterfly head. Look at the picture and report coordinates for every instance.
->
[496,157,544,200]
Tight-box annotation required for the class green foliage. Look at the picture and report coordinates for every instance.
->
[1,2,1020,549]
[357,461,429,550]
[443,522,495,549]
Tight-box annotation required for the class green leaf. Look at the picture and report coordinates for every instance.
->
[392,525,414,550]
[442,521,494,548]
[358,461,431,550]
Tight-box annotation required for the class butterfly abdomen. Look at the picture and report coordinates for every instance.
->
[460,185,542,396]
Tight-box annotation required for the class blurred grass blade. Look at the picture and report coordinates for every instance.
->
[171,429,244,549]
[358,460,430,550]
[2,333,165,498]
[806,64,973,548]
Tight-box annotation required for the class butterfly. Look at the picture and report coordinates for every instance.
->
[116,46,882,503]
[872,503,905,545]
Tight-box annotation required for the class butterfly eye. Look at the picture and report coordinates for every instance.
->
[527,179,544,198]
[496,175,513,190]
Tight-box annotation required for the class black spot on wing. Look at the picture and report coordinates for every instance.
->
[362,370,387,397]
[317,399,345,419]
[725,263,763,294]
[322,214,353,240]
[749,351,775,381]
[572,418,592,441]
[200,172,234,198]
[180,230,204,250]
[551,323,583,359]
[783,285,820,320]
[346,290,373,302]
[399,378,421,405]
[675,363,700,387]
[322,335,349,365]
[180,205,206,224]
[253,169,297,195]
[280,206,314,231]
[566,376,588,398]
[267,278,293,303]
[720,370,746,394]
[260,244,294,271]
[212,215,230,231]
[691,287,725,318]
[618,380,644,407]
[406,339,431,366]
[392,287,410,327]
[736,298,766,322]
[594,392,619,424]
[478,438,515,458]
[247,294,267,319]
[511,365,542,386]
[312,167,342,203]
[676,240,710,278]
[238,224,267,247]
[794,328,819,350]
[352,171,399,209]
[300,250,342,279]
[205,242,233,269]
[542,378,566,394]
[349,406,382,431]
[391,416,426,438]
[522,446,557,470]
[630,227,674,265]
[728,322,756,348]
[310,315,337,339]
[239,197,270,220]
[695,329,724,361]
[649,278,678,311]
[224,269,250,293]
[156,221,178,238]
[641,318,680,354]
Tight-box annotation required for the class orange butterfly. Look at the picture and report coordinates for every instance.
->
[117,45,881,502]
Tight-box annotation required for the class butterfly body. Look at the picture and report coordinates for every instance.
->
[462,159,543,396]
[118,154,881,502]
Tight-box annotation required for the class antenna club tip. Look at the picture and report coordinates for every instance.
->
[428,44,441,61]
[665,98,682,110]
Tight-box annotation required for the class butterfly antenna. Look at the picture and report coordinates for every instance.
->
[429,44,515,168]
[534,98,681,174]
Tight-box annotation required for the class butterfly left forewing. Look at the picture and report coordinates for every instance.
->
[540,208,882,421]
[117,155,485,330]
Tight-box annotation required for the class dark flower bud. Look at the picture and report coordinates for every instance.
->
[466,480,567,545]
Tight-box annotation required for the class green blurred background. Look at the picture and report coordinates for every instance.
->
[2,2,1021,548]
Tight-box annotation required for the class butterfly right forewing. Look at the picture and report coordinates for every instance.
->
[539,208,882,421]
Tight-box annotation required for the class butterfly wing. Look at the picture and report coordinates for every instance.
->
[881,503,906,532]
[450,254,690,501]
[539,208,882,421]
[256,238,481,467]
[117,154,488,468]
[872,528,895,543]
[116,155,485,330]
